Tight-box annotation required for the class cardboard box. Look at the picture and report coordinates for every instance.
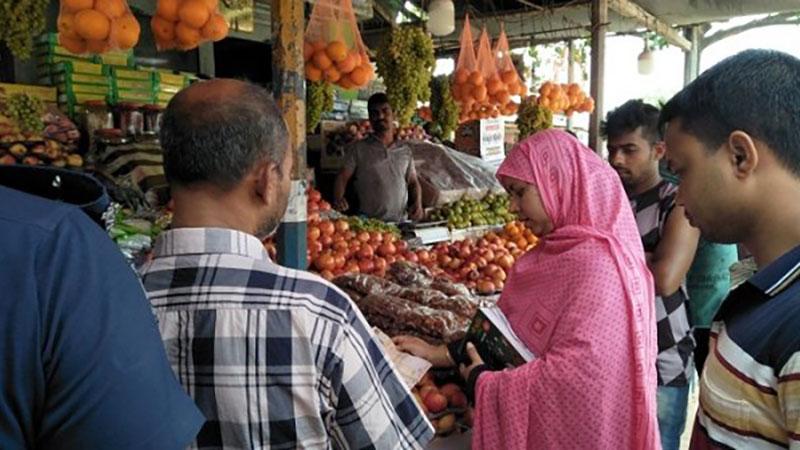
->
[454,118,506,163]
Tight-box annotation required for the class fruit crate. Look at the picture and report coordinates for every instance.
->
[109,89,155,105]
[112,78,155,91]
[98,50,135,68]
[108,67,154,82]
[49,72,110,87]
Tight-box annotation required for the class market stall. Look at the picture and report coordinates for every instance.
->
[3,0,799,447]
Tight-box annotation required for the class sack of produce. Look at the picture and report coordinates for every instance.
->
[451,14,478,123]
[57,0,141,54]
[304,0,373,90]
[151,0,229,51]
[492,25,523,116]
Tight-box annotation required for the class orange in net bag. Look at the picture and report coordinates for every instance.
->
[451,15,479,123]
[303,0,374,90]
[58,0,141,54]
[493,25,524,116]
[472,26,501,119]
[151,0,229,51]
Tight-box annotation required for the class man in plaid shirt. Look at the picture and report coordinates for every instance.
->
[140,79,433,449]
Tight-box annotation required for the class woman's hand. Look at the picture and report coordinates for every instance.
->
[393,335,454,368]
[459,342,486,381]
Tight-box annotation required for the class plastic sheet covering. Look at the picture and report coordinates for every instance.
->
[403,140,504,207]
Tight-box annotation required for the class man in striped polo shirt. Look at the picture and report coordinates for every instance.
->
[604,100,701,450]
[661,49,800,449]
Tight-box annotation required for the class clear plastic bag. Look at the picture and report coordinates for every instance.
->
[303,0,374,90]
[151,0,229,51]
[405,140,504,207]
[57,0,141,54]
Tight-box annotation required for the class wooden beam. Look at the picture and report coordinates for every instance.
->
[271,0,307,269]
[608,0,691,51]
[588,0,607,152]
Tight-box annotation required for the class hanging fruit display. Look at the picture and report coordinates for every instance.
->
[57,0,142,54]
[375,25,435,126]
[0,0,49,58]
[151,0,229,51]
[537,82,594,115]
[306,80,335,132]
[429,75,459,140]
[516,96,553,140]
[303,0,374,90]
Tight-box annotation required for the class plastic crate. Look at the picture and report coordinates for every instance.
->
[98,50,135,68]
[112,78,155,91]
[51,72,110,86]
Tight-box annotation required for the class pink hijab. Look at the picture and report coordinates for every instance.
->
[472,130,660,449]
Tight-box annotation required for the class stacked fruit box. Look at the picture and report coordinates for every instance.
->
[142,68,188,108]
[50,61,111,118]
[109,67,155,105]
[36,33,97,85]
[97,49,136,68]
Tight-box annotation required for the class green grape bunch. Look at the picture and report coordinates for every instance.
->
[3,93,45,134]
[306,80,335,132]
[429,75,459,140]
[516,96,553,141]
[376,25,435,126]
[0,0,49,59]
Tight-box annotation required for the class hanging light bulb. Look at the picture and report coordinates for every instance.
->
[427,0,455,36]
[638,38,655,75]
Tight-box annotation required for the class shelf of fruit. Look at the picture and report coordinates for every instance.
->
[0,93,83,168]
[427,193,513,230]
[266,188,537,297]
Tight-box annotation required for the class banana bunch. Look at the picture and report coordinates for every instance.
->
[376,25,435,126]
[516,96,553,140]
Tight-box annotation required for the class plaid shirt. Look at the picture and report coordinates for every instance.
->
[140,228,433,450]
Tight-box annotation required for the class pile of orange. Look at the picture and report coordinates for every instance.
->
[537,82,595,115]
[451,68,525,123]
[58,0,141,54]
[304,40,374,90]
[151,0,228,51]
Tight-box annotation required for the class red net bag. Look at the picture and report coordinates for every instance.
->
[151,0,229,51]
[493,25,523,116]
[472,26,500,118]
[452,15,477,122]
[57,0,141,54]
[303,0,374,90]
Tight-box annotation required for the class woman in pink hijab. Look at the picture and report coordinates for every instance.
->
[395,129,660,449]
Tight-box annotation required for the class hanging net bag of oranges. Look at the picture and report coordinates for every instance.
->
[492,25,524,116]
[473,26,502,119]
[451,14,478,123]
[303,0,374,90]
[151,0,229,51]
[57,0,141,54]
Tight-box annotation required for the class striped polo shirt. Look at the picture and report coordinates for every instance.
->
[690,245,800,449]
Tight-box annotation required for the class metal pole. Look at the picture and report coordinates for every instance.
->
[683,26,701,86]
[566,39,574,131]
[272,0,307,269]
[588,0,607,152]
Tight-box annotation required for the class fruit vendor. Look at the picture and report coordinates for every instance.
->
[604,99,700,450]
[661,49,800,450]
[333,93,424,222]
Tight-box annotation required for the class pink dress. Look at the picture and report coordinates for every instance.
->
[472,130,661,449]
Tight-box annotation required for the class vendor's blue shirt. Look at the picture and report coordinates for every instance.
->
[0,186,204,449]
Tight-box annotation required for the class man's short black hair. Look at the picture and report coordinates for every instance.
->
[367,93,389,112]
[160,81,289,190]
[660,49,800,175]
[601,99,661,143]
